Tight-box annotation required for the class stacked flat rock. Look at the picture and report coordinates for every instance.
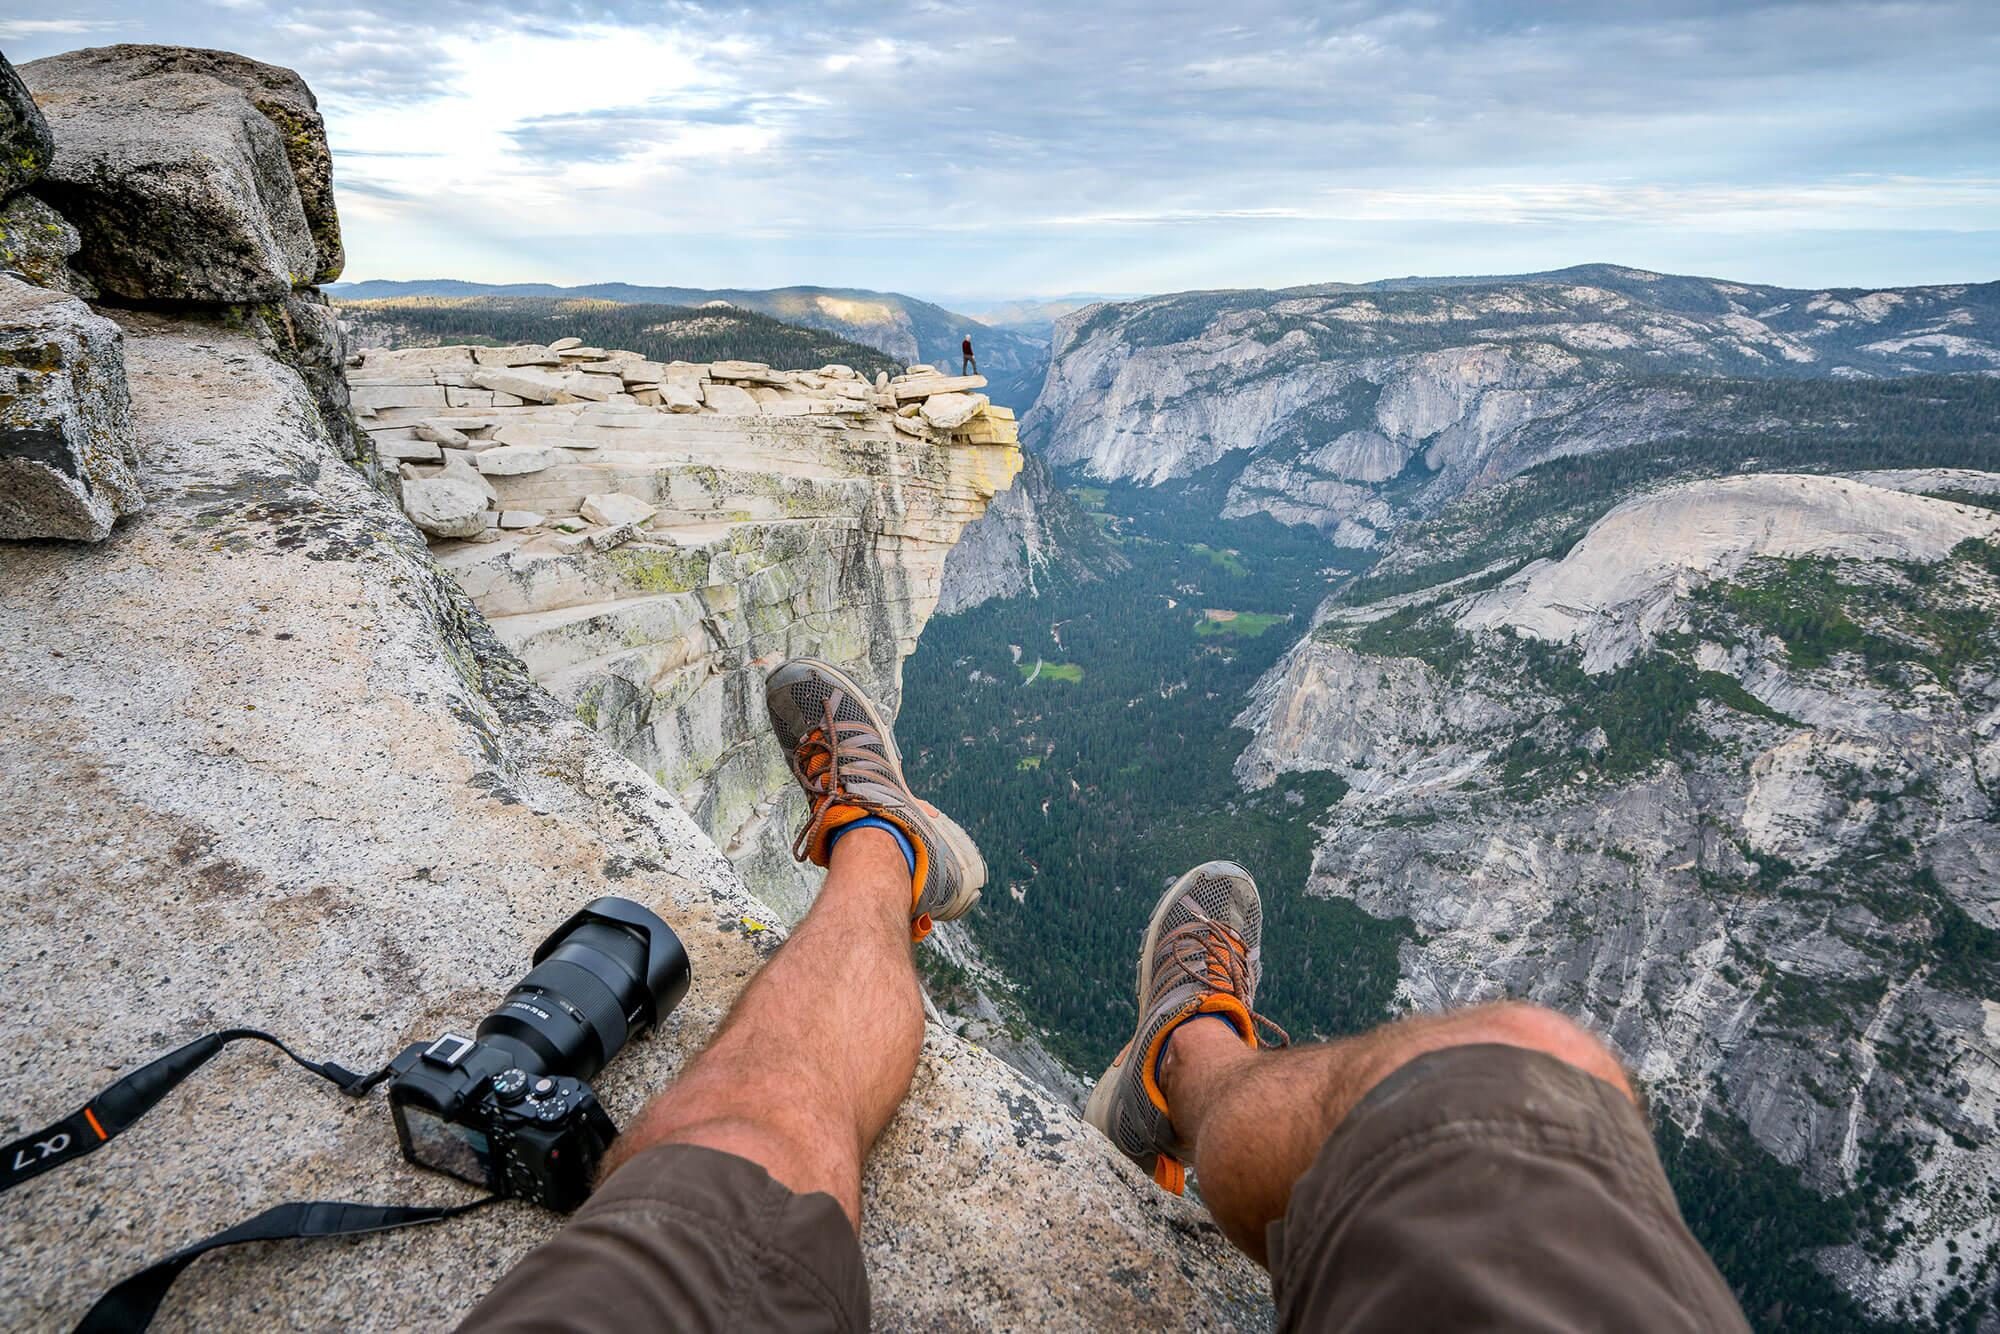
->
[350,342,1022,542]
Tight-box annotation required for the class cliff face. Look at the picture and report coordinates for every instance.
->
[936,448,1126,615]
[1017,272,2000,1324]
[349,346,1023,919]
[1236,475,2000,1322]
[1024,268,2000,544]
[0,44,1269,1332]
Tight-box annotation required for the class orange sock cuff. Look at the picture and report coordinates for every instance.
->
[1139,994,1255,1116]
[805,803,873,866]
[807,804,931,940]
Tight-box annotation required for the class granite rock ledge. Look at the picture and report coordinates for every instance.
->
[0,40,1265,1333]
[0,311,1264,1333]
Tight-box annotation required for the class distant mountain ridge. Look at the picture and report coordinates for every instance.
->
[1027,264,2000,547]
[1248,260,1991,313]
[336,295,905,382]
[328,278,1049,410]
[940,294,1141,342]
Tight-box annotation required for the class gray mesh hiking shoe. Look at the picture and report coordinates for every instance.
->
[1084,860,1289,1194]
[766,657,986,941]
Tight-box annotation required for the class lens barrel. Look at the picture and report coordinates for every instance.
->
[476,897,691,1082]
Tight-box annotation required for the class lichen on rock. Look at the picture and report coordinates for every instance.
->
[0,191,95,296]
[0,53,53,199]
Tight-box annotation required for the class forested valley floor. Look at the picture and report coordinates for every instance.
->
[901,475,1408,1073]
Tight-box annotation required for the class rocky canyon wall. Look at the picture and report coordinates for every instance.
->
[1235,475,2000,1323]
[1026,270,2000,547]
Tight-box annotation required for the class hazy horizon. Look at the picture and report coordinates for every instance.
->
[8,2,1997,298]
[326,263,1994,314]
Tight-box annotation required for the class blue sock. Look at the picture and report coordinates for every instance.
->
[826,815,916,877]
[1153,1013,1241,1086]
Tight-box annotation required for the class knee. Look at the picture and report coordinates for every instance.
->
[1447,1002,1636,1102]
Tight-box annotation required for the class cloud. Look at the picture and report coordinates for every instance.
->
[5,1,1995,292]
[1293,178,2000,232]
[505,94,817,166]
[332,174,418,201]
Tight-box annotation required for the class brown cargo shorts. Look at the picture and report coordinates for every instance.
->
[457,1143,868,1332]
[1269,1042,1750,1331]
[458,1044,1746,1332]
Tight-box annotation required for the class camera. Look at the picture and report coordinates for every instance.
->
[386,897,691,1211]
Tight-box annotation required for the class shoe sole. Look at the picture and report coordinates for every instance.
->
[1084,859,1256,1143]
[768,657,986,921]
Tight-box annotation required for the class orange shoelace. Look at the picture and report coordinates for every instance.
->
[1156,917,1291,1049]
[786,689,901,863]
[789,722,845,862]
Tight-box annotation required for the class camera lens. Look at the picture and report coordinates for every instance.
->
[476,897,691,1083]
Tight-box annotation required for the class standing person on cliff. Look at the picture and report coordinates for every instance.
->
[961,334,977,375]
[462,657,1749,1332]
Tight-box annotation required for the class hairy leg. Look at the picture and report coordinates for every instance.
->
[1163,1001,1636,1267]
[600,826,922,1229]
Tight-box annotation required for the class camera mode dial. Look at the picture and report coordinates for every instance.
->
[491,1068,530,1103]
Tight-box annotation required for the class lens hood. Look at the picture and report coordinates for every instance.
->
[534,897,691,1031]
[477,897,692,1082]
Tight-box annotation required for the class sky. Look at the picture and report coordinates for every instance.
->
[5,1,1997,301]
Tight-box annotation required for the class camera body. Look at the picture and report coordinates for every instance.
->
[387,897,690,1211]
[387,1032,617,1211]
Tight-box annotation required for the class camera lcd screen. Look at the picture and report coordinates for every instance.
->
[398,1103,495,1187]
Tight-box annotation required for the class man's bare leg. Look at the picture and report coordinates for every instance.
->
[1161,1001,1637,1266]
[458,660,992,1333]
[600,826,921,1228]
[607,655,987,1227]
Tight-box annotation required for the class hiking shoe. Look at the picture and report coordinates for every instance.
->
[766,657,985,941]
[1084,860,1289,1194]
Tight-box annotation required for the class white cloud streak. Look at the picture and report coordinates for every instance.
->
[0,19,131,37]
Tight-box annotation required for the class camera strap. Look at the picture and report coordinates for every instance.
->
[72,1195,499,1333]
[1,1028,384,1196]
[2,1028,499,1333]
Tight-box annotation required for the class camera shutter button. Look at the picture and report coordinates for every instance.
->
[531,1077,557,1099]
[492,1068,531,1103]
